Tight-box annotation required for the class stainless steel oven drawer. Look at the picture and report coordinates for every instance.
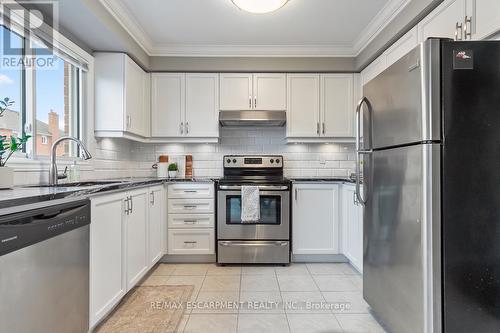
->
[217,241,290,264]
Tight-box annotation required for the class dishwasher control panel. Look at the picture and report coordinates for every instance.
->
[0,199,90,256]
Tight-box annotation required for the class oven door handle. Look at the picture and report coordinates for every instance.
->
[218,185,289,191]
[219,241,288,247]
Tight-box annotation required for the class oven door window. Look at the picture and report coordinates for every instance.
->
[226,195,281,225]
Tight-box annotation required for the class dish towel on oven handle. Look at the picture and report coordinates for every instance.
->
[241,186,260,223]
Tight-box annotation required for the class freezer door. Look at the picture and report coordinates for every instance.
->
[362,39,441,149]
[363,143,441,333]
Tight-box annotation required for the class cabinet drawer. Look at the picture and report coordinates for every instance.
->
[168,229,214,254]
[168,199,214,214]
[168,183,214,199]
[168,214,214,228]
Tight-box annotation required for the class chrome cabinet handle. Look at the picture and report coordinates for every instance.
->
[129,196,133,213]
[186,122,189,134]
[150,191,155,205]
[184,220,197,224]
[126,115,131,128]
[316,122,320,135]
[183,205,197,210]
[455,22,463,41]
[124,197,129,215]
[254,97,257,108]
[183,190,197,193]
[180,122,184,134]
[249,96,252,108]
[355,97,372,206]
[322,123,325,135]
[464,16,472,40]
[294,188,298,201]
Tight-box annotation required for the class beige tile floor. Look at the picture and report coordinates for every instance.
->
[141,263,388,333]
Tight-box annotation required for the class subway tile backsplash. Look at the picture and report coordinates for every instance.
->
[133,128,356,178]
[12,128,356,185]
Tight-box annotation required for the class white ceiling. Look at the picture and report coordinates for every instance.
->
[100,0,410,57]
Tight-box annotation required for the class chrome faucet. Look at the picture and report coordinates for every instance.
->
[49,136,92,185]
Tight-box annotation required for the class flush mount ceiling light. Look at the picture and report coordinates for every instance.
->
[231,0,289,14]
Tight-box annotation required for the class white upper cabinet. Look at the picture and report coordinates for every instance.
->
[253,73,287,110]
[287,74,355,140]
[152,73,219,140]
[95,53,150,139]
[219,73,253,110]
[185,73,219,138]
[286,74,320,138]
[321,74,354,138]
[467,0,500,40]
[220,73,286,110]
[361,54,386,86]
[384,26,419,68]
[151,73,185,137]
[418,0,466,41]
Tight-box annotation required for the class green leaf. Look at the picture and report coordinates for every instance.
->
[9,137,18,152]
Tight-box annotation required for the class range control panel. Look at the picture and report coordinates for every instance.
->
[224,155,283,168]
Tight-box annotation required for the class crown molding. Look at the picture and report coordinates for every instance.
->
[99,0,154,52]
[100,0,409,57]
[149,44,355,57]
[352,0,411,55]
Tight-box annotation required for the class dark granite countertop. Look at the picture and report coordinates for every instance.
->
[290,177,356,183]
[0,177,217,211]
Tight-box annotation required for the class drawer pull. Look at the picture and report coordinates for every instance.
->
[184,241,197,244]
[184,220,197,224]
[183,205,197,210]
[183,190,198,193]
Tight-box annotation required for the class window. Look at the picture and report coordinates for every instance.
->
[34,51,80,157]
[0,25,24,144]
[0,24,83,159]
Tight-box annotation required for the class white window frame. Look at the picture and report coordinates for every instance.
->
[1,6,94,170]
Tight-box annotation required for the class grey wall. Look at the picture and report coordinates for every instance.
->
[149,56,357,73]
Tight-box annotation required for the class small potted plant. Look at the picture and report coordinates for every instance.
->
[0,97,31,189]
[168,163,178,178]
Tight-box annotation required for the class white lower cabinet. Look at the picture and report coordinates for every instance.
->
[148,185,165,265]
[341,184,363,273]
[90,192,126,328]
[168,229,215,255]
[291,182,363,272]
[90,185,167,328]
[125,188,149,290]
[292,183,340,254]
[167,182,215,255]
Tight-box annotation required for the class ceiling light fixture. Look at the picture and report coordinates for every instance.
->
[231,0,289,14]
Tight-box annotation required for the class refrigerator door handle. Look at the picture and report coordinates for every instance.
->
[355,97,372,206]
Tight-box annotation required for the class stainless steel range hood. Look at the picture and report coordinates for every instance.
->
[219,111,286,127]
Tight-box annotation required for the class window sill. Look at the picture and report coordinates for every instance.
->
[5,157,93,171]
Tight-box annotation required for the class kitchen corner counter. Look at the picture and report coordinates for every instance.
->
[290,177,355,184]
[0,177,218,212]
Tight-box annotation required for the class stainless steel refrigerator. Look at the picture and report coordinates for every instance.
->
[354,38,500,333]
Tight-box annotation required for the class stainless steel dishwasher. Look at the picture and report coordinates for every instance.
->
[0,199,91,333]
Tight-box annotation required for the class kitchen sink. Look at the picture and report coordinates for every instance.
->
[25,181,125,188]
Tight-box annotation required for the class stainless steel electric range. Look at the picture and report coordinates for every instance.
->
[216,155,291,264]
